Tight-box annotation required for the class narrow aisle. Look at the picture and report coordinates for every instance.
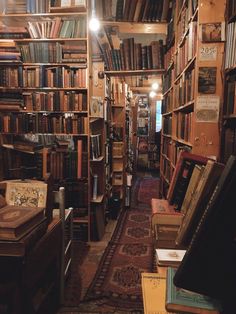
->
[59,173,160,314]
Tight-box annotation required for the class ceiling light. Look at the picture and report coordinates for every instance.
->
[152,82,159,90]
[89,16,100,32]
[149,91,156,98]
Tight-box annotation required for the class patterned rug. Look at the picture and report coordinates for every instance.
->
[78,177,160,313]
[137,177,160,206]
[60,176,159,313]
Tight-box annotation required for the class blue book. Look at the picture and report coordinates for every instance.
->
[166,267,222,313]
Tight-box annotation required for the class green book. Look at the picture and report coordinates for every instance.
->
[166,267,222,313]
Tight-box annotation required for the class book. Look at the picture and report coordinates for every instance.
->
[156,249,186,267]
[166,267,222,313]
[0,217,47,256]
[5,180,47,208]
[0,205,45,240]
[151,199,183,226]
[175,160,224,247]
[167,151,208,208]
[179,164,205,216]
[174,155,236,299]
[141,272,170,314]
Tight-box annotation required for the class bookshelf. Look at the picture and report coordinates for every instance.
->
[0,0,96,241]
[160,0,226,198]
[221,0,236,164]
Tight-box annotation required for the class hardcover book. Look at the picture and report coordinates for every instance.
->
[0,205,45,240]
[141,272,170,314]
[0,218,47,256]
[156,249,186,267]
[5,180,47,208]
[174,155,236,299]
[176,160,224,246]
[166,267,222,313]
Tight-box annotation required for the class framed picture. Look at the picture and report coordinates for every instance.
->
[90,96,103,118]
[198,67,217,94]
[200,22,225,42]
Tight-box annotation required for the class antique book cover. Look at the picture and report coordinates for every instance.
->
[156,249,186,267]
[166,267,221,313]
[0,218,47,256]
[0,205,45,240]
[179,164,205,215]
[174,155,236,299]
[5,180,47,208]
[151,199,183,226]
[175,160,224,247]
[141,272,171,314]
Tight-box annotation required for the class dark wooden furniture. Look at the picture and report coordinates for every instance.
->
[0,218,62,314]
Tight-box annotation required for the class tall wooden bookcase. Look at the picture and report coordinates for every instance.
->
[161,0,226,197]
[221,0,236,163]
[0,0,99,241]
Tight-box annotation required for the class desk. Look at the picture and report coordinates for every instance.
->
[0,218,62,314]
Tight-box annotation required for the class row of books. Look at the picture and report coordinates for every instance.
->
[95,0,171,23]
[48,150,87,180]
[175,111,193,143]
[27,17,86,39]
[162,63,174,94]
[23,91,87,112]
[224,21,236,70]
[95,27,165,71]
[0,113,88,134]
[18,42,87,63]
[161,89,173,114]
[174,67,195,108]
[175,21,197,78]
[0,0,86,14]
[225,78,236,116]
[0,65,87,89]
[162,116,172,136]
[223,127,236,163]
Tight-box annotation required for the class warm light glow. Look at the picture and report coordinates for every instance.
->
[89,17,100,31]
[149,91,156,98]
[152,82,159,90]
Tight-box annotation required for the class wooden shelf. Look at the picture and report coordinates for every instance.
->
[14,37,87,42]
[101,21,167,34]
[50,6,87,13]
[105,69,165,77]
[173,100,194,113]
[174,56,196,83]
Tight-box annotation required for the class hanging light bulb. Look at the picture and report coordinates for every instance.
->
[89,0,100,32]
[149,91,156,98]
[151,82,159,90]
[89,16,100,31]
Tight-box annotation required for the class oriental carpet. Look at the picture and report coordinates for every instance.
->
[59,175,160,314]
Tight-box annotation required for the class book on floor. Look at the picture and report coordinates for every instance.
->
[141,272,171,314]
[166,267,222,313]
[156,249,186,267]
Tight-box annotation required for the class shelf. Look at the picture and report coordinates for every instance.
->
[173,100,194,113]
[105,69,165,77]
[172,137,193,147]
[162,111,172,117]
[174,56,196,83]
[0,87,88,91]
[14,37,87,42]
[50,6,87,13]
[101,21,167,34]
[73,217,88,224]
[90,117,104,123]
[162,86,173,97]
